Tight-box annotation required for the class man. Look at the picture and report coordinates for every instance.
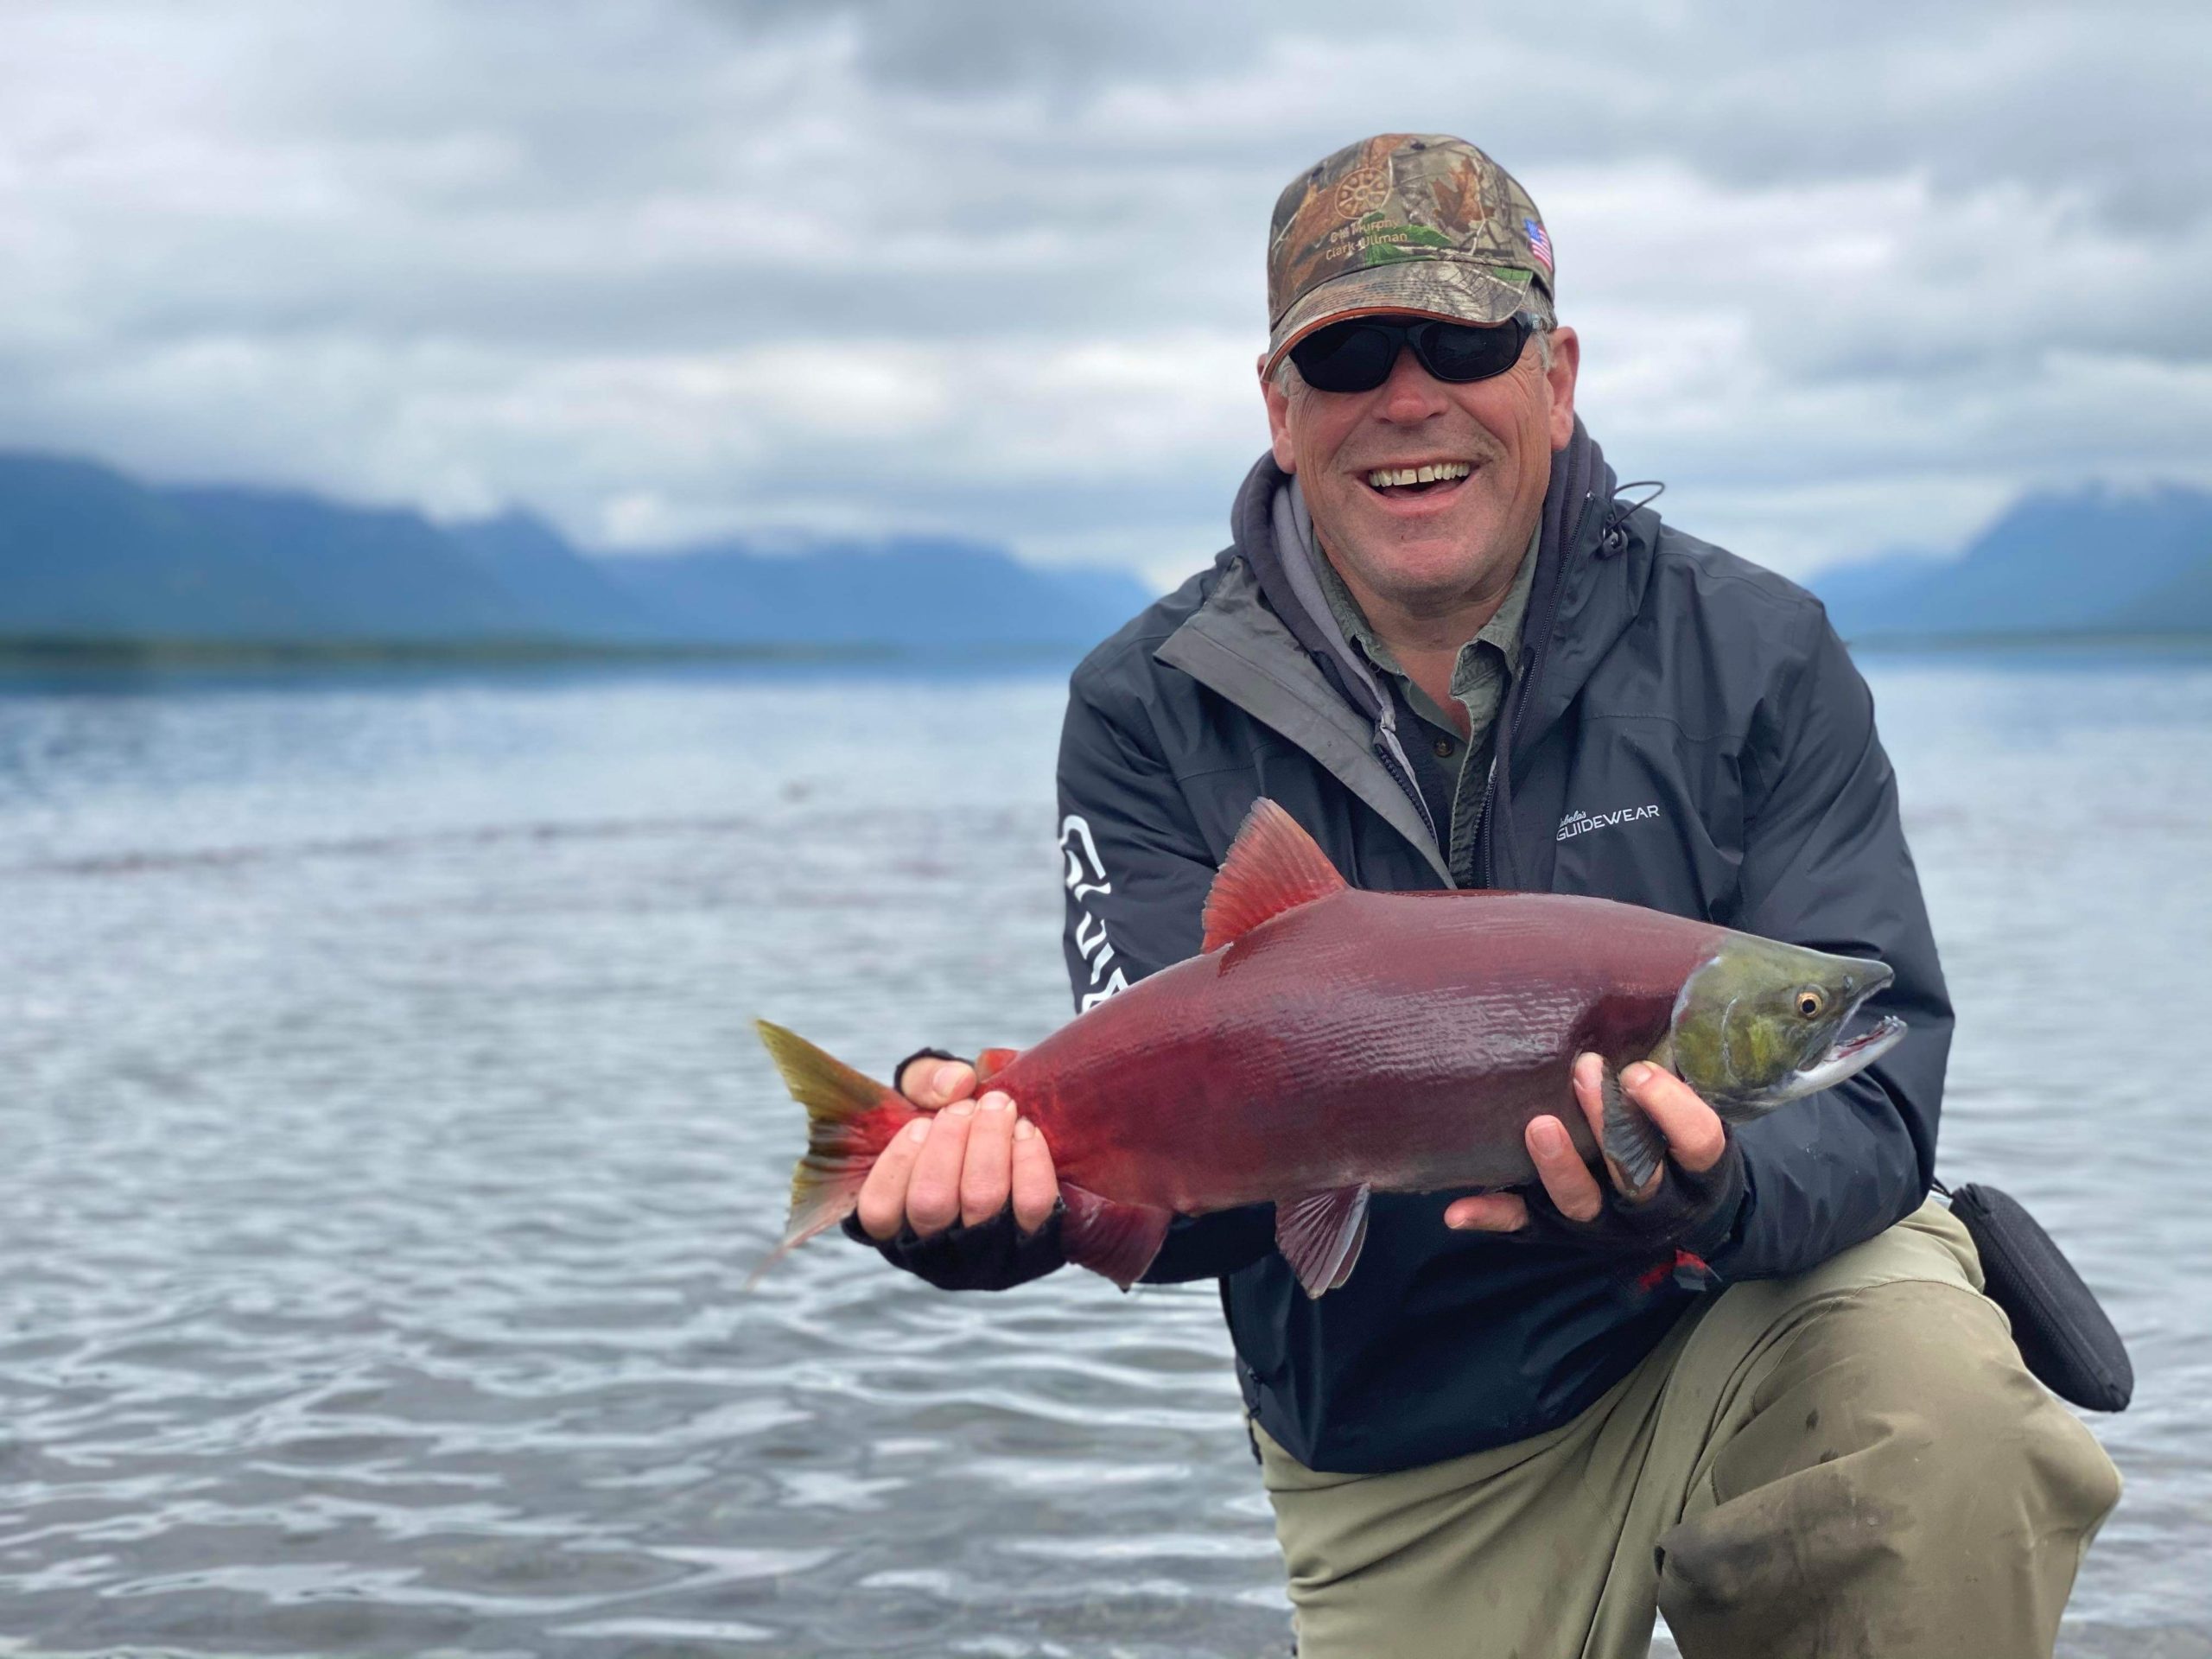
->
[844,134,2120,1656]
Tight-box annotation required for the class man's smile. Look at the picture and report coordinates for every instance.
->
[1360,458,1478,507]
[1364,459,1473,492]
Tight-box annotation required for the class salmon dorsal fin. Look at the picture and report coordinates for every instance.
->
[1201,799,1349,952]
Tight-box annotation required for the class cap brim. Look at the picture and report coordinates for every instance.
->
[1263,260,1538,381]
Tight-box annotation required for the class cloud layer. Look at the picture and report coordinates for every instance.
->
[1,0,2206,585]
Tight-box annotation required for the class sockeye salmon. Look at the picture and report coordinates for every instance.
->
[755,798,1907,1298]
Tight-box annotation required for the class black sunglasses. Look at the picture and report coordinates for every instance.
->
[1287,313,1536,394]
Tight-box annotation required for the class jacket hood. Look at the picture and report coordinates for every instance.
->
[1224,421,1659,884]
[1230,423,1639,709]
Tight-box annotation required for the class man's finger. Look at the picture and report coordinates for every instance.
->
[959,1092,1017,1227]
[1526,1113,1605,1222]
[856,1116,932,1241]
[1444,1192,1529,1231]
[1620,1062,1726,1174]
[1571,1052,1608,1145]
[901,1058,976,1109]
[904,1098,976,1236]
[1010,1116,1059,1234]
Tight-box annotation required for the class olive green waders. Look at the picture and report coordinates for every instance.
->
[1254,1202,2121,1658]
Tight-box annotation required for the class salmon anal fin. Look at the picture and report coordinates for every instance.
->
[973,1047,1020,1085]
[1201,799,1350,953]
[1058,1185,1174,1290]
[1600,1065,1668,1194]
[1275,1182,1372,1298]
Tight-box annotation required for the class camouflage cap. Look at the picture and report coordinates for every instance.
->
[1263,133,1555,381]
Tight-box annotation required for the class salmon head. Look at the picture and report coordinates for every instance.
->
[1666,936,1905,1123]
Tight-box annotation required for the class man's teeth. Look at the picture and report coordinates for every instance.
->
[1367,461,1473,489]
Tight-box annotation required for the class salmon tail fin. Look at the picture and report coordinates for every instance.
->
[748,1020,918,1288]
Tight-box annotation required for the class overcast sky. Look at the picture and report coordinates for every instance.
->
[2,0,2207,587]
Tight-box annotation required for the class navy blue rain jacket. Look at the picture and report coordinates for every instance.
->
[859,423,1951,1476]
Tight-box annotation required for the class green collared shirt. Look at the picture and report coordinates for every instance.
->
[1314,527,1539,885]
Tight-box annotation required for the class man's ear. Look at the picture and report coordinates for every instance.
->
[1544,325,1580,451]
[1261,358,1298,473]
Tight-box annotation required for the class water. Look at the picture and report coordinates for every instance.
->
[0,652,2204,1657]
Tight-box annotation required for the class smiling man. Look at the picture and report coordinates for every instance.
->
[847,135,2120,1656]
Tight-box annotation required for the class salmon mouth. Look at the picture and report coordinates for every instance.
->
[1786,1013,1907,1096]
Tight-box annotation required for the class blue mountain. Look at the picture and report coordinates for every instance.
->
[0,454,544,641]
[0,452,1153,650]
[447,512,668,640]
[1815,485,2212,640]
[2112,556,2212,633]
[596,537,1152,648]
[1800,548,1942,623]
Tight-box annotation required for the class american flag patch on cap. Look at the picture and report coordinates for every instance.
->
[1525,218,1553,272]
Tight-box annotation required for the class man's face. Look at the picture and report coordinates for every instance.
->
[1262,318,1580,615]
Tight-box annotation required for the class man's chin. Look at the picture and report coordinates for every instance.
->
[1325,516,1513,603]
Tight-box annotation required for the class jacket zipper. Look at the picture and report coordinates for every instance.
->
[1371,733,1440,852]
[1468,753,1498,884]
[1477,489,1608,890]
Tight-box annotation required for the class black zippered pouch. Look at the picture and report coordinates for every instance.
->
[1945,1182,2133,1413]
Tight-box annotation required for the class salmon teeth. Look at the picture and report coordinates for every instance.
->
[1367,461,1472,489]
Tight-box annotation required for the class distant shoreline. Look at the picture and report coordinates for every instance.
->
[0,635,1084,672]
[1842,629,2212,654]
[4,629,2207,679]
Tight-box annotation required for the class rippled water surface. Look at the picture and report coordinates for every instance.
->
[0,652,2206,1657]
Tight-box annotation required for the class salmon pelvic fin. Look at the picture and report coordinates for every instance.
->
[1277,1183,1373,1298]
[1201,798,1349,953]
[748,1020,918,1288]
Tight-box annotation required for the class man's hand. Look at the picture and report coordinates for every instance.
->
[1443,1053,1727,1233]
[855,1058,1058,1242]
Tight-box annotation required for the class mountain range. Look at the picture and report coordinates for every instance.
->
[2,451,2208,653]
[1808,484,2212,642]
[0,453,1154,652]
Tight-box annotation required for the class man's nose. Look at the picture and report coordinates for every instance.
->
[1372,344,1451,421]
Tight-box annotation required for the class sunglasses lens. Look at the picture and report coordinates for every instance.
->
[1288,321,1400,393]
[1288,315,1531,391]
[1417,318,1528,382]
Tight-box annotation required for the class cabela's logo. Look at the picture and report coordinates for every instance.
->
[1557,803,1662,842]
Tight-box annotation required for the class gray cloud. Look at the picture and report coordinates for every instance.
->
[0,0,2206,587]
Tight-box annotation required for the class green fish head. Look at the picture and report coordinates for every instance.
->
[1668,937,1905,1123]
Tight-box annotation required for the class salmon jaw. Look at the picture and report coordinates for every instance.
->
[1783,1013,1907,1097]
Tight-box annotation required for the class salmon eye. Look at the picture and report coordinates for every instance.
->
[1795,988,1826,1019]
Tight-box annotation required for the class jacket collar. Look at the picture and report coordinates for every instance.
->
[1162,420,1657,884]
[1223,422,1643,738]
[1155,557,1451,881]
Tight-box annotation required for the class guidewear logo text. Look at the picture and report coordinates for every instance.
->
[1557,803,1662,842]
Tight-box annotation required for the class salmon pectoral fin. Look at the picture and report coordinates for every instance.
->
[1275,1183,1373,1299]
[1058,1185,1174,1290]
[973,1047,1020,1086]
[1199,799,1348,952]
[1600,1065,1669,1194]
[748,1020,918,1287]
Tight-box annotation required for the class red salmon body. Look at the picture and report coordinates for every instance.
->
[756,798,1899,1300]
[999,887,1726,1214]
